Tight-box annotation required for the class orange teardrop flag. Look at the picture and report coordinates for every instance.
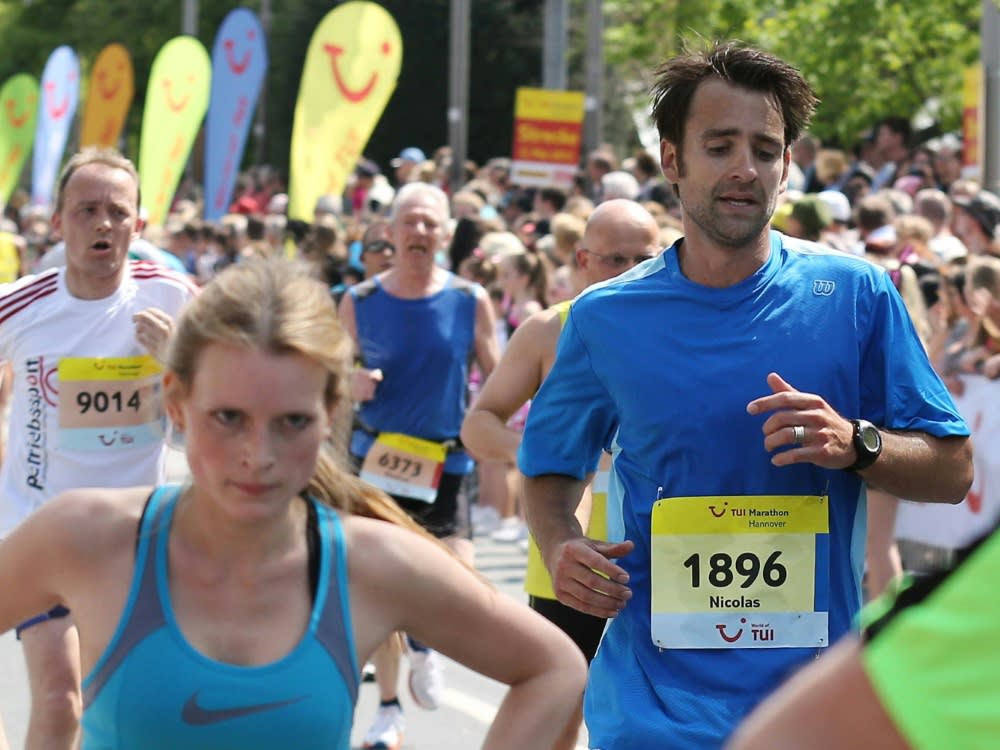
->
[80,43,135,148]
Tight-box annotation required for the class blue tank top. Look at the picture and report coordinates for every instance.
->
[81,486,359,750]
[349,273,478,473]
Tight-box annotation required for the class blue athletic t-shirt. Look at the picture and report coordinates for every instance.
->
[349,273,479,474]
[81,486,359,750]
[519,232,968,750]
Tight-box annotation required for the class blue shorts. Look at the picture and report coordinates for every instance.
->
[16,605,71,640]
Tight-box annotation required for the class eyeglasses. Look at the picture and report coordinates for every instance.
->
[363,240,395,255]
[581,249,656,268]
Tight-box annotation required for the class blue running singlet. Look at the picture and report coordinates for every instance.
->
[81,486,359,749]
[348,273,478,474]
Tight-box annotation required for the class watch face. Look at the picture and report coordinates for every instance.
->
[861,425,880,452]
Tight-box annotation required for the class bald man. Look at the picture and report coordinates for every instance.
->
[461,198,660,750]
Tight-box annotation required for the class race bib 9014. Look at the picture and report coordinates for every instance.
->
[57,355,165,451]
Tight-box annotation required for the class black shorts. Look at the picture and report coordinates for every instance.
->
[392,472,470,540]
[351,453,470,540]
[529,596,606,663]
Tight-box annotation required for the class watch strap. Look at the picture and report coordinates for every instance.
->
[845,419,881,473]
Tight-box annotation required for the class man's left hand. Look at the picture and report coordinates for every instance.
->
[746,371,856,469]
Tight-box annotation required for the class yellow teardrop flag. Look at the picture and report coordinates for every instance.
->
[0,74,38,204]
[288,1,402,221]
[80,43,135,148]
[139,36,211,226]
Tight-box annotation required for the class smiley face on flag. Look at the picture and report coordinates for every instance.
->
[80,44,135,149]
[139,36,211,227]
[288,1,402,221]
[0,74,39,203]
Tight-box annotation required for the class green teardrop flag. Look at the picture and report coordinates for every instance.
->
[288,1,402,220]
[0,74,39,204]
[139,36,211,226]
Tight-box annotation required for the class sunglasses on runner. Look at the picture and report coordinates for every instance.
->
[582,248,655,268]
[363,240,395,255]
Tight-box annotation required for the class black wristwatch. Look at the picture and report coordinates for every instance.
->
[845,419,882,472]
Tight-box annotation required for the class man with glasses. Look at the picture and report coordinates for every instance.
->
[360,220,395,280]
[580,244,658,271]
[461,198,660,750]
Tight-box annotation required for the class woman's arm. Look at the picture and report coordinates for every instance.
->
[725,637,910,750]
[0,490,95,635]
[346,517,587,750]
[0,488,141,671]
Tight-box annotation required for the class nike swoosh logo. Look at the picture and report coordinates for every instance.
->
[181,692,308,725]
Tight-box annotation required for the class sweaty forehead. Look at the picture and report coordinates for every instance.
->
[394,195,447,223]
[688,78,785,144]
[64,164,139,205]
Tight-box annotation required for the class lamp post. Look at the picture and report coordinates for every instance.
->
[583,0,603,156]
[982,0,1000,191]
[182,0,197,35]
[542,0,568,90]
[447,0,470,191]
[254,0,271,165]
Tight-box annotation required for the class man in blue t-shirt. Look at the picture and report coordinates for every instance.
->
[518,41,973,750]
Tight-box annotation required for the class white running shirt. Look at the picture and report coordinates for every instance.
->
[0,261,197,536]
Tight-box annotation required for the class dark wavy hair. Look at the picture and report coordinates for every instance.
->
[650,41,818,155]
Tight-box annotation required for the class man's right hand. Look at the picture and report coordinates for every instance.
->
[351,367,383,401]
[547,536,635,619]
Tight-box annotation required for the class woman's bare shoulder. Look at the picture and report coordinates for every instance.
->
[42,486,158,553]
[339,514,459,585]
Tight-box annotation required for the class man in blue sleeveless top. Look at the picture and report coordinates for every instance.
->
[338,182,499,749]
[519,42,973,749]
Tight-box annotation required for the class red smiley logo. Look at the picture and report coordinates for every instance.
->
[4,95,34,128]
[44,80,70,120]
[716,618,747,643]
[223,29,255,76]
[322,40,391,103]
[163,75,195,113]
[96,63,126,101]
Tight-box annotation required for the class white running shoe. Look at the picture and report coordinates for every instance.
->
[490,516,528,543]
[362,703,405,749]
[407,647,445,710]
[471,505,501,535]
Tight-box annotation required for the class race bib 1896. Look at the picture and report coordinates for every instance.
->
[57,355,165,451]
[359,433,446,503]
[651,495,829,650]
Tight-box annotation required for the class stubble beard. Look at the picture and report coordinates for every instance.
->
[676,157,774,250]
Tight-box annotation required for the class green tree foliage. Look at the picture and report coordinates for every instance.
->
[603,0,981,148]
[0,0,983,181]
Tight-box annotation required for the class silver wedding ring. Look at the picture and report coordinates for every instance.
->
[792,425,806,445]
